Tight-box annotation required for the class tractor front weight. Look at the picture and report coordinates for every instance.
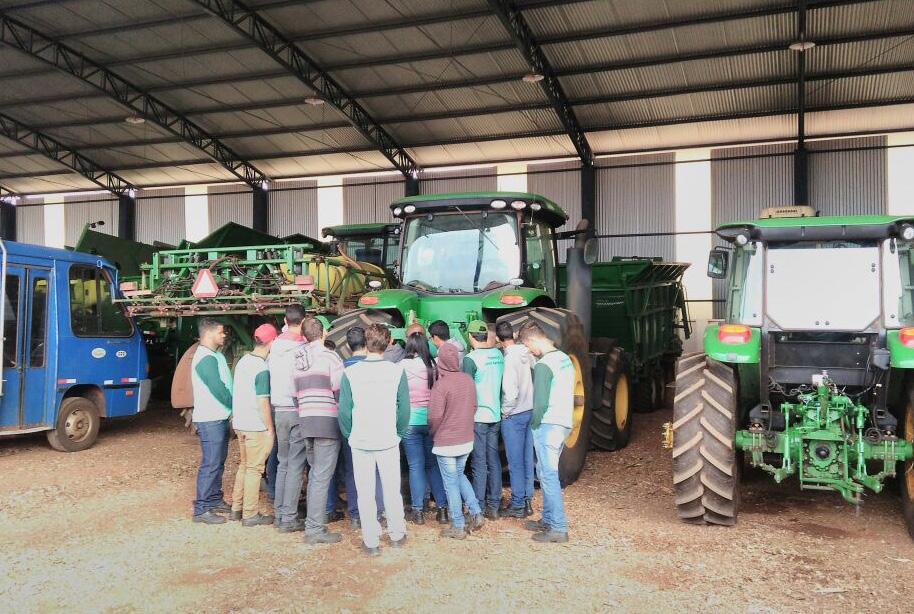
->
[733,375,913,504]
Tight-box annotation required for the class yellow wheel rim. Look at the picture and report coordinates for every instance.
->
[615,373,630,431]
[905,399,914,496]
[565,355,586,448]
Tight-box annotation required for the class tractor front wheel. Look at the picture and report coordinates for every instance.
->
[325,309,403,359]
[901,386,914,540]
[496,307,591,486]
[671,352,739,526]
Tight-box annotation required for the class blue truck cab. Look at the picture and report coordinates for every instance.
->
[0,240,150,451]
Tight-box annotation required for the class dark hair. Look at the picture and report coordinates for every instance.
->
[285,304,306,326]
[405,331,436,389]
[324,339,336,351]
[198,317,223,337]
[302,317,325,342]
[346,326,366,352]
[365,323,391,353]
[517,320,547,344]
[470,332,488,343]
[495,321,514,342]
[428,320,450,341]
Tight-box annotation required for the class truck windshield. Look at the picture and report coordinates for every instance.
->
[401,211,520,293]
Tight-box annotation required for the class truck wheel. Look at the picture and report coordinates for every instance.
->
[589,348,632,451]
[47,397,101,452]
[901,388,914,540]
[496,307,592,486]
[325,309,403,359]
[671,353,739,526]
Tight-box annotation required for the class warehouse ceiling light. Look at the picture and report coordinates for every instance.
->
[789,40,816,52]
[304,96,325,106]
[124,115,146,125]
[522,72,544,83]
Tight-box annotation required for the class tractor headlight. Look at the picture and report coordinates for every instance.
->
[393,207,403,217]
[901,224,914,241]
[404,205,416,214]
[734,233,749,246]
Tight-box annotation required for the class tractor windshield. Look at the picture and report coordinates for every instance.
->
[401,211,520,293]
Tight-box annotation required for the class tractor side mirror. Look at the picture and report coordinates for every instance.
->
[583,238,598,265]
[707,247,730,279]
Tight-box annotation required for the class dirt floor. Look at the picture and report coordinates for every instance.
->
[2,404,914,613]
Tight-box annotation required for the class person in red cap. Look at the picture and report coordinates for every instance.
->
[229,323,279,526]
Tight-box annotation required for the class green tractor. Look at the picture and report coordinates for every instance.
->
[326,192,689,485]
[669,206,914,535]
[323,222,401,284]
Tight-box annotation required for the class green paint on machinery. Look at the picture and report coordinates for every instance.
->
[668,205,914,538]
[734,375,913,504]
[325,191,690,485]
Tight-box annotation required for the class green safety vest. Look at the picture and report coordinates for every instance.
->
[467,347,505,423]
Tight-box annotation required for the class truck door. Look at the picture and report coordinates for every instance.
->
[0,266,23,429]
[21,268,49,426]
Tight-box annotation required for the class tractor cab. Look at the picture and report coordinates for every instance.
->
[322,223,400,282]
[390,192,567,302]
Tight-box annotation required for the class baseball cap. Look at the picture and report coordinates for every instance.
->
[467,320,488,334]
[253,323,279,344]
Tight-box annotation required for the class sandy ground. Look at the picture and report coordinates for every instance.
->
[2,404,914,613]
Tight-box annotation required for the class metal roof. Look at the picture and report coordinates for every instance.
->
[0,0,912,195]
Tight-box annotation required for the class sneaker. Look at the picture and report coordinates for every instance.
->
[276,519,306,533]
[467,513,486,532]
[304,530,342,545]
[362,543,381,557]
[350,517,361,530]
[524,500,534,517]
[524,519,548,532]
[325,510,345,523]
[192,511,227,525]
[483,506,499,520]
[440,526,467,540]
[406,508,425,525]
[436,507,449,525]
[501,506,526,519]
[209,501,232,514]
[389,534,407,548]
[229,509,243,522]
[242,513,275,527]
[532,530,569,543]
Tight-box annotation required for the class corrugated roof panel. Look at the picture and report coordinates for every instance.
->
[0,153,68,175]
[0,45,55,76]
[559,49,793,99]
[332,49,527,93]
[253,151,395,178]
[0,173,98,195]
[39,121,176,149]
[388,108,563,144]
[226,127,373,158]
[6,0,189,36]
[359,82,549,121]
[153,76,311,113]
[408,135,575,166]
[188,102,342,135]
[8,99,149,133]
[0,72,99,105]
[112,48,281,89]
[809,0,914,38]
[82,142,210,169]
[807,70,914,108]
[117,163,236,187]
[543,12,793,71]
[807,35,914,75]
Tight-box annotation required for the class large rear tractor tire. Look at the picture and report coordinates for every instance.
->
[496,307,591,487]
[589,347,633,451]
[634,366,662,414]
[671,352,739,526]
[325,309,404,359]
[900,386,914,540]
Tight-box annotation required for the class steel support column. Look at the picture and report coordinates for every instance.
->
[404,174,420,196]
[0,201,15,241]
[580,162,596,237]
[118,193,136,240]
[794,0,810,206]
[252,186,269,233]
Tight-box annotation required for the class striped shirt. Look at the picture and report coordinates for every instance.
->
[293,340,344,438]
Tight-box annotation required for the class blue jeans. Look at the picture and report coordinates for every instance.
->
[471,422,502,508]
[502,411,535,508]
[403,425,447,510]
[326,438,383,518]
[533,423,571,532]
[265,436,278,500]
[436,453,481,529]
[193,419,229,516]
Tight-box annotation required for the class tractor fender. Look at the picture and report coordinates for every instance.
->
[887,330,914,368]
[703,323,761,364]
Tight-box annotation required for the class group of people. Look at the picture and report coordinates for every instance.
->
[188,305,576,556]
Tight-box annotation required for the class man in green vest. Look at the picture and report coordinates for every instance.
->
[518,321,573,543]
[191,317,234,524]
[462,320,505,519]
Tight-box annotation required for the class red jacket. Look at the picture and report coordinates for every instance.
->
[428,343,477,448]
